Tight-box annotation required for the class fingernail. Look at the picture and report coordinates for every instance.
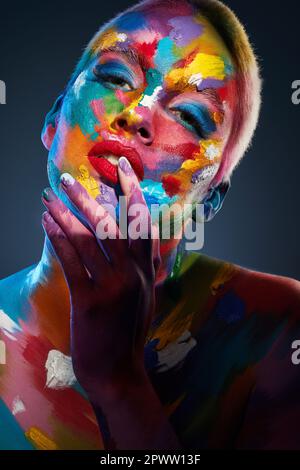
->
[60,173,75,187]
[42,211,53,223]
[42,187,56,202]
[119,157,133,176]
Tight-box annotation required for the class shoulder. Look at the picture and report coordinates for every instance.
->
[229,263,300,318]
[0,265,36,347]
[187,253,300,316]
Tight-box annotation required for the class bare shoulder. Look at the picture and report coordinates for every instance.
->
[230,262,300,316]
[0,265,35,370]
[183,252,300,311]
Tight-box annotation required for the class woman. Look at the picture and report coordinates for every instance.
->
[0,0,299,450]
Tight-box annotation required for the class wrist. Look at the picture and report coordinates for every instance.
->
[87,368,153,409]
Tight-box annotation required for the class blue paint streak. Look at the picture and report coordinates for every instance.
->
[154,37,178,75]
[115,12,147,32]
[144,339,159,371]
[214,291,246,324]
[0,265,34,323]
[0,399,34,450]
[141,180,178,207]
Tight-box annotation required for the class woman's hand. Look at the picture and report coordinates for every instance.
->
[41,157,181,449]
[41,157,160,401]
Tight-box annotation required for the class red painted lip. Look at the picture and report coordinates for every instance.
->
[88,141,144,185]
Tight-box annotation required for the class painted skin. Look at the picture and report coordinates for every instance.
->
[45,1,235,217]
[0,0,300,450]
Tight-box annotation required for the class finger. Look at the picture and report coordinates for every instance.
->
[60,173,127,266]
[41,211,89,296]
[42,188,112,282]
[118,157,154,277]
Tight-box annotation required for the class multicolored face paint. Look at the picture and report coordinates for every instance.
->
[45,0,236,213]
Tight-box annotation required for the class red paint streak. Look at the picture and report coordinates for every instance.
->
[162,174,182,197]
[160,143,199,160]
[43,123,56,150]
[91,99,105,123]
[136,40,158,61]
[22,335,101,441]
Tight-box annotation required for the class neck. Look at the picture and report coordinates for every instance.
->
[27,236,185,354]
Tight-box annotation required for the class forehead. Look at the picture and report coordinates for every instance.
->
[89,2,234,86]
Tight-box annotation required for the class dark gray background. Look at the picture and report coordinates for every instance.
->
[0,0,299,280]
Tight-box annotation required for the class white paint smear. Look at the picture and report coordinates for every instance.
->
[0,309,21,334]
[156,330,197,373]
[12,396,26,416]
[140,86,163,109]
[73,71,86,99]
[204,144,220,161]
[45,350,76,390]
[188,73,203,87]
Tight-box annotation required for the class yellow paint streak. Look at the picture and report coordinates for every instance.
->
[165,14,232,92]
[210,263,236,295]
[213,111,224,124]
[77,165,100,198]
[168,139,222,192]
[148,301,194,350]
[90,28,120,53]
[25,427,58,450]
[51,419,103,450]
[194,14,232,58]
[61,124,100,199]
[167,52,225,89]
[126,99,144,123]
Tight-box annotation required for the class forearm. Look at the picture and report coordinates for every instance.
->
[89,375,182,450]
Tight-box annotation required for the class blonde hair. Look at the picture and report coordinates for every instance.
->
[188,0,262,184]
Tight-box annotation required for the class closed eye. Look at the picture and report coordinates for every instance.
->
[169,102,216,139]
[93,62,135,91]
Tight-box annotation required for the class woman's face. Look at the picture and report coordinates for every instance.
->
[45,0,236,212]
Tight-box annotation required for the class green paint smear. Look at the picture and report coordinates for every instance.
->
[65,80,114,135]
[103,93,124,115]
[141,68,164,101]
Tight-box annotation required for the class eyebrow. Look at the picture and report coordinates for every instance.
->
[97,46,147,70]
[200,89,225,114]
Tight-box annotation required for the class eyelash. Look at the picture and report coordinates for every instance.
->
[93,65,134,91]
[170,108,205,139]
[170,105,215,139]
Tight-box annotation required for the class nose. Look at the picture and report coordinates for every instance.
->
[111,111,154,145]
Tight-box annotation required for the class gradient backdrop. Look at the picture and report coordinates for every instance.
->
[0,0,299,280]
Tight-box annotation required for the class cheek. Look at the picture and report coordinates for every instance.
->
[63,78,125,136]
[142,119,201,179]
[161,136,224,198]
[50,119,92,169]
[144,109,225,197]
[152,108,200,153]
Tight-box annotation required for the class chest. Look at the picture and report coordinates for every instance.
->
[0,335,103,450]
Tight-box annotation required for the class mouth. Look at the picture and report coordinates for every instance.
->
[88,141,144,185]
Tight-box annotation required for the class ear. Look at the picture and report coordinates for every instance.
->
[41,94,64,150]
[202,181,230,222]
